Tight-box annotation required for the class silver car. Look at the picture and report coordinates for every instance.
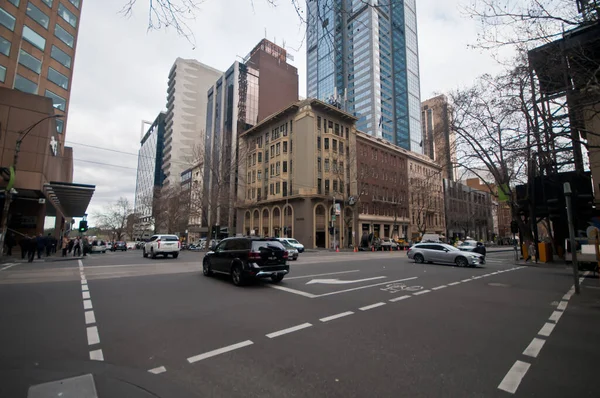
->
[407,243,482,268]
[280,239,299,260]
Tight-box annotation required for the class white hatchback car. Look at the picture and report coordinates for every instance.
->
[143,234,181,259]
[278,238,304,253]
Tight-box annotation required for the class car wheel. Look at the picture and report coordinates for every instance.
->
[202,260,213,276]
[271,274,284,283]
[414,254,424,264]
[173,253,179,259]
[151,248,157,259]
[231,264,245,286]
[455,256,468,267]
[143,248,147,258]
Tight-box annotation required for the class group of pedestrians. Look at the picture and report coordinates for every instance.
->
[61,236,89,257]
[14,233,58,263]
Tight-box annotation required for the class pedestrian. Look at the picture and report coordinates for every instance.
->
[19,236,30,259]
[474,242,487,264]
[36,233,45,259]
[45,233,53,257]
[73,237,81,257]
[82,236,89,257]
[27,235,37,263]
[68,238,74,254]
[525,241,535,262]
[61,236,69,257]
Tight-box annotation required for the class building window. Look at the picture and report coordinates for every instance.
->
[333,160,338,173]
[275,162,280,175]
[325,159,330,172]
[48,67,69,89]
[0,8,16,31]
[23,25,46,50]
[27,2,50,29]
[318,178,322,194]
[58,3,77,27]
[265,132,269,143]
[324,138,329,150]
[340,181,344,194]
[8,0,20,7]
[257,170,262,181]
[276,142,280,156]
[283,181,288,197]
[332,139,337,152]
[257,136,262,148]
[318,157,321,172]
[345,127,349,139]
[14,74,38,94]
[283,141,288,153]
[0,65,6,83]
[257,187,261,201]
[252,153,256,165]
[258,152,262,163]
[18,49,42,74]
[333,180,338,192]
[45,89,66,111]
[317,137,321,150]
[290,120,293,133]
[265,149,268,159]
[335,123,339,135]
[40,0,53,7]
[0,35,10,56]
[339,141,343,153]
[51,45,72,68]
[270,145,274,158]
[252,170,256,183]
[317,116,321,129]
[55,24,74,47]
[247,172,251,182]
[283,123,288,137]
[270,164,274,176]
[283,161,287,173]
[325,180,330,195]
[69,0,80,8]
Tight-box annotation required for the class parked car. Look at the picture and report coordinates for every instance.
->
[407,243,482,268]
[278,238,304,253]
[380,238,399,251]
[91,240,107,253]
[126,241,136,250]
[143,234,181,259]
[203,237,289,286]
[279,239,299,260]
[111,241,127,252]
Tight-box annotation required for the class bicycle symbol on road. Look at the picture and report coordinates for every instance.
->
[380,282,423,294]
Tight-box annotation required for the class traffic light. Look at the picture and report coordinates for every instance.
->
[78,220,88,232]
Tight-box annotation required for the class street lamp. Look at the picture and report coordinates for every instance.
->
[0,114,63,256]
[563,182,580,294]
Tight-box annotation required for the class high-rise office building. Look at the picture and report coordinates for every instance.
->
[204,39,298,233]
[164,58,222,186]
[306,0,422,152]
[0,0,83,142]
[422,95,456,181]
[134,112,166,236]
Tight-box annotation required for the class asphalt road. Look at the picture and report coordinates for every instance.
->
[0,249,598,397]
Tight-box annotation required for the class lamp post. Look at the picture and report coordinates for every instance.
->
[563,182,580,294]
[0,114,63,256]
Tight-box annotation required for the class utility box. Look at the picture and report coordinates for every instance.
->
[537,242,553,263]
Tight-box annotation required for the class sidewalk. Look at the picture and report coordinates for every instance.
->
[1,250,83,265]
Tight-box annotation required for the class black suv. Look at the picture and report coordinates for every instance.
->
[202,238,289,286]
[111,241,127,252]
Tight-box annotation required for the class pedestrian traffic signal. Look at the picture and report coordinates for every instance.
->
[79,220,88,232]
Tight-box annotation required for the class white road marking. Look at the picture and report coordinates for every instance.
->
[0,263,19,271]
[78,260,83,268]
[359,302,386,311]
[148,366,167,374]
[538,322,556,337]
[306,276,386,285]
[472,276,482,280]
[431,285,447,290]
[85,311,96,325]
[80,274,86,280]
[413,290,431,296]
[187,340,254,363]
[548,311,563,323]
[562,292,573,301]
[81,279,87,284]
[89,349,104,361]
[83,300,93,310]
[82,291,90,299]
[266,323,313,338]
[320,311,354,322]
[523,337,546,358]
[316,277,418,298]
[82,284,89,291]
[448,281,461,286]
[498,360,531,394]
[389,295,411,302]
[285,270,360,280]
[461,279,472,282]
[87,326,100,345]
[557,301,568,311]
[268,284,318,298]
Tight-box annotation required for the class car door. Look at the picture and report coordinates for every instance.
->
[423,244,443,263]
[211,240,230,272]
[429,244,452,263]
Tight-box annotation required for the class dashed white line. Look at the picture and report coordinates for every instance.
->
[320,311,354,322]
[548,311,563,323]
[82,291,91,299]
[538,322,556,337]
[472,276,482,280]
[498,360,531,394]
[431,285,447,290]
[266,323,313,338]
[0,263,19,271]
[523,337,546,358]
[557,301,568,311]
[81,279,87,284]
[448,281,461,286]
[87,326,100,345]
[562,292,573,301]
[359,302,386,311]
[89,349,104,361]
[413,290,431,296]
[83,300,93,310]
[148,366,167,374]
[187,340,254,363]
[82,284,89,291]
[85,310,96,325]
[461,279,472,282]
[389,295,411,302]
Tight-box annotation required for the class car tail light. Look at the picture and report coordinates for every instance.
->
[178,241,181,249]
[157,239,161,249]
[249,251,261,260]
[283,251,289,260]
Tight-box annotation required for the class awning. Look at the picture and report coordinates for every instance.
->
[44,181,95,217]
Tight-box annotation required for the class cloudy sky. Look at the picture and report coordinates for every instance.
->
[67,0,505,225]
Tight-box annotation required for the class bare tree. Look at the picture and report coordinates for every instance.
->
[411,171,444,236]
[96,197,133,242]
[153,185,190,234]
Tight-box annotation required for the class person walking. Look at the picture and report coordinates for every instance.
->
[27,235,37,262]
[68,238,74,254]
[45,233,53,257]
[36,233,45,259]
[61,236,69,257]
[19,236,30,259]
[73,237,81,257]
[525,240,536,262]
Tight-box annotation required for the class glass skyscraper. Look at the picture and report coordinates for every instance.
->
[307,0,422,153]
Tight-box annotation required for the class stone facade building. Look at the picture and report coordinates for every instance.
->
[444,179,494,241]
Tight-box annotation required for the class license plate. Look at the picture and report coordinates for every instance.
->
[269,256,277,260]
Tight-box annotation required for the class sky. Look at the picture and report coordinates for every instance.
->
[67,0,506,226]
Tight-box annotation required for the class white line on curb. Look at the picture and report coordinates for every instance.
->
[557,301,568,311]
[187,340,254,363]
[548,311,563,323]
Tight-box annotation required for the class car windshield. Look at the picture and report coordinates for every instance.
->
[287,239,300,244]
[280,241,293,248]
[162,236,179,242]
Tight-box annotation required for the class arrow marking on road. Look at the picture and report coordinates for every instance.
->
[306,276,386,285]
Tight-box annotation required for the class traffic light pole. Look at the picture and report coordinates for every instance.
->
[564,183,581,294]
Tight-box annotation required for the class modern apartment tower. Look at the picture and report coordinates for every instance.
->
[164,58,222,186]
[204,39,299,234]
[1,0,83,141]
[306,0,422,153]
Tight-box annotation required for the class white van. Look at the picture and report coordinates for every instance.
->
[421,234,441,243]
